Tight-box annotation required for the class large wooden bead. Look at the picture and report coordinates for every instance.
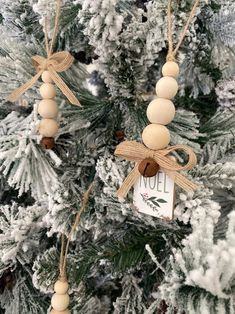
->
[42,71,53,83]
[146,98,175,125]
[39,119,59,137]
[142,124,170,150]
[50,309,70,314]
[156,77,178,99]
[38,99,58,119]
[51,293,69,312]
[162,61,179,78]
[54,280,69,295]
[40,83,56,99]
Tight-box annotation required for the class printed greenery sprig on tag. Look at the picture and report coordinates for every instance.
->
[141,193,167,211]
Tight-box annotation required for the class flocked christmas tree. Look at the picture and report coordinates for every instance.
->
[0,0,234,313]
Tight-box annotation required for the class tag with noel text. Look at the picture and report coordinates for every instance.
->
[133,169,175,220]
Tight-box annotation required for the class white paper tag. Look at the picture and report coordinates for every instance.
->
[133,170,175,220]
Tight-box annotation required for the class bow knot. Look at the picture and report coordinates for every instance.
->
[114,140,197,198]
[7,52,80,107]
[37,57,56,71]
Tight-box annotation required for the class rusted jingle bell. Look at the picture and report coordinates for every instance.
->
[138,158,159,177]
[40,137,55,150]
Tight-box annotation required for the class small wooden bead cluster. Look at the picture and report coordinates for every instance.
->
[38,71,59,149]
[50,279,70,314]
[142,61,179,150]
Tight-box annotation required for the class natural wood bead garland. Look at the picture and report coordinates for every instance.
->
[114,0,200,197]
[142,61,179,154]
[50,279,70,314]
[38,71,59,147]
[6,0,81,151]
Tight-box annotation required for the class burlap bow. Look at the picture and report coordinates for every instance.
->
[6,51,80,106]
[6,0,80,107]
[115,141,197,198]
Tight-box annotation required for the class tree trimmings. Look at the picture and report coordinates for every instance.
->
[114,0,201,205]
[6,0,81,150]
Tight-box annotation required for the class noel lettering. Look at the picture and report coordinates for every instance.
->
[139,170,170,193]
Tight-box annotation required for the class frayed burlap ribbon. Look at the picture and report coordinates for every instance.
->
[6,0,81,107]
[115,141,197,198]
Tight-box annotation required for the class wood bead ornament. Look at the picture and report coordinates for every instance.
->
[39,119,59,137]
[51,292,70,311]
[42,70,53,83]
[114,0,201,219]
[50,183,94,314]
[155,76,178,100]
[162,61,179,78]
[147,98,175,125]
[54,279,69,294]
[38,99,59,119]
[142,124,170,150]
[6,0,81,150]
[40,82,56,99]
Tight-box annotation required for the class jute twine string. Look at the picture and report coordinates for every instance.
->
[59,183,94,280]
[115,141,197,198]
[6,0,81,107]
[167,0,201,61]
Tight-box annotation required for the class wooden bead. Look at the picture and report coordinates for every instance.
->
[39,119,59,137]
[42,71,53,83]
[50,309,70,314]
[54,280,69,295]
[38,99,58,119]
[40,137,55,150]
[142,124,170,150]
[146,98,175,125]
[51,293,69,312]
[162,61,179,78]
[40,83,56,99]
[138,158,159,177]
[156,77,178,99]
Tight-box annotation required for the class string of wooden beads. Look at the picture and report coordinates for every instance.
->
[38,71,59,149]
[50,278,70,314]
[142,61,179,151]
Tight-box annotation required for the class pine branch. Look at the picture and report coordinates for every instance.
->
[73,222,189,282]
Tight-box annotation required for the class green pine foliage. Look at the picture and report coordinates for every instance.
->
[0,0,234,313]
